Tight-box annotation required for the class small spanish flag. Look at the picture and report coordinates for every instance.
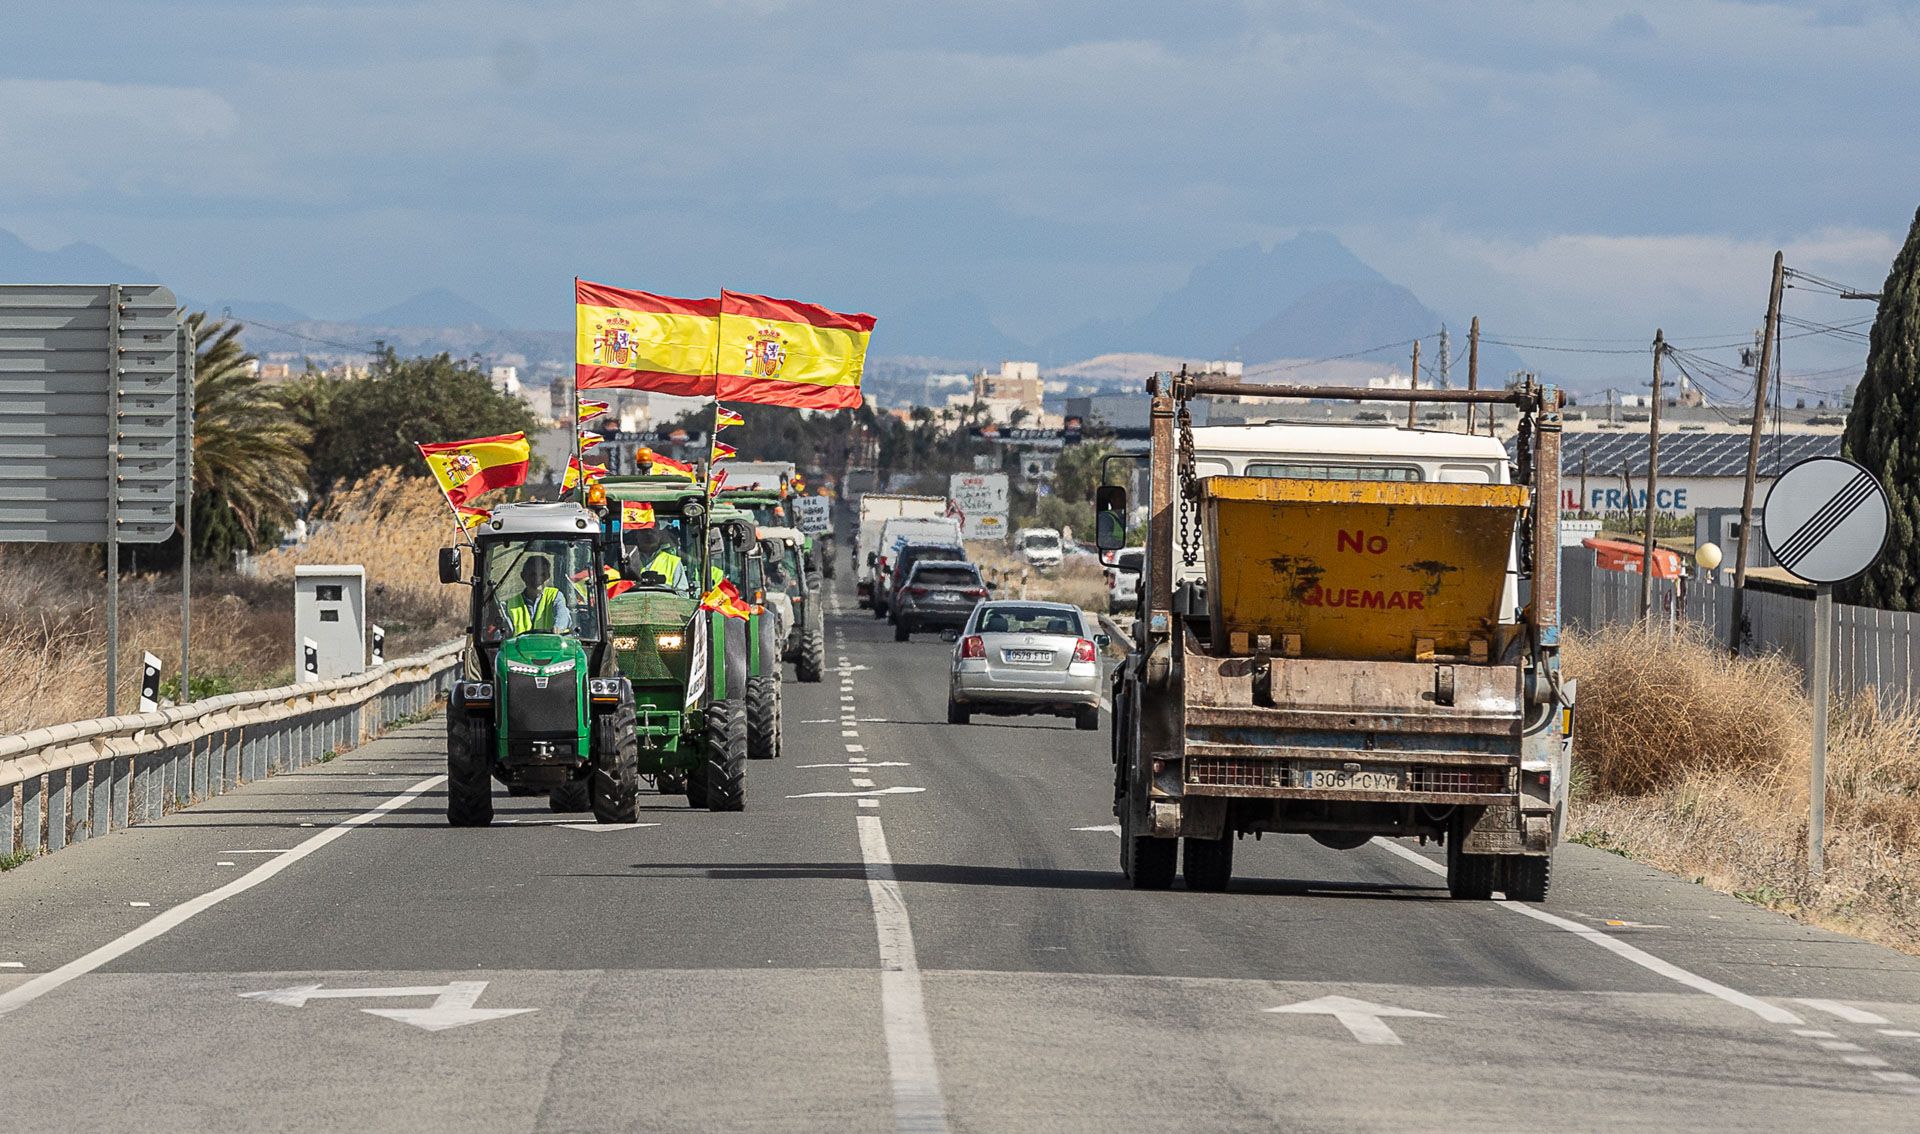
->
[701,578,757,619]
[578,431,604,451]
[578,399,610,423]
[562,457,609,490]
[709,468,729,493]
[715,406,745,429]
[418,432,531,507]
[455,505,490,530]
[710,440,737,462]
[647,453,697,480]
[621,501,656,529]
[577,279,720,397]
[717,290,874,410]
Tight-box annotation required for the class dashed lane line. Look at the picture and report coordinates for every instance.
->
[1797,999,1890,1025]
[857,815,950,1132]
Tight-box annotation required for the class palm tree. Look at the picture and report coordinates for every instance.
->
[185,313,311,558]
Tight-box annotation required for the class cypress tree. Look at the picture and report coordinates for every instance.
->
[1840,206,1920,609]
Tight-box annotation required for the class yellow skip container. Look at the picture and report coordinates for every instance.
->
[1200,476,1529,662]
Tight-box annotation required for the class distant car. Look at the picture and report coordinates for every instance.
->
[947,600,1105,729]
[886,540,968,623]
[892,560,988,641]
[1103,546,1143,611]
[1013,527,1064,572]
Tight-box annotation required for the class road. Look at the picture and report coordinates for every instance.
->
[6,572,1920,1132]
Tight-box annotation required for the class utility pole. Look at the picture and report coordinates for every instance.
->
[1438,325,1451,388]
[1406,339,1421,427]
[1466,317,1480,434]
[1639,330,1664,622]
[1730,251,1786,656]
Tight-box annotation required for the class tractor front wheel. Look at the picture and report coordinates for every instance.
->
[446,704,493,827]
[704,697,747,811]
[747,676,780,761]
[591,699,640,824]
[796,629,826,683]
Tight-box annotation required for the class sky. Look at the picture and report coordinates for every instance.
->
[2,0,1917,388]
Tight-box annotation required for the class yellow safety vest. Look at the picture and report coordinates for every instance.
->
[643,549,685,587]
[505,586,561,634]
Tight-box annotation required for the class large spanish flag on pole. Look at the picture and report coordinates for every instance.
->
[716,290,874,409]
[575,279,720,397]
[417,432,531,507]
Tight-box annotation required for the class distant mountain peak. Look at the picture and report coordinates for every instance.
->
[358,287,503,329]
[0,226,159,284]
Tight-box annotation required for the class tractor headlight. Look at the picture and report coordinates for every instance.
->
[613,635,639,650]
[656,632,685,651]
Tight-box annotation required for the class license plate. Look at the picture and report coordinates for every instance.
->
[933,593,960,602]
[1300,766,1403,791]
[1004,649,1053,664]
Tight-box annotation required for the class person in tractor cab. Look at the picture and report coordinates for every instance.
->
[627,525,688,589]
[503,556,572,635]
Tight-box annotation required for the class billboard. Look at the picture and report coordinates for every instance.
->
[947,472,1009,540]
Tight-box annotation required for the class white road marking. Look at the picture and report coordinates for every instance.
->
[840,695,855,702]
[127,902,151,908]
[849,757,869,764]
[216,861,237,867]
[859,799,879,809]
[1370,838,1806,1026]
[0,961,24,969]
[1880,1029,1920,1038]
[1265,995,1441,1046]
[242,980,535,1032]
[222,849,293,855]
[1072,824,1122,836]
[856,815,950,1132]
[1841,1054,1892,1068]
[797,761,905,769]
[852,778,877,788]
[846,744,866,752]
[0,774,445,1021]
[1795,998,1889,1024]
[788,786,927,799]
[842,729,860,737]
[1818,1040,1866,1051]
[559,822,659,832]
[1795,1029,1839,1038]
[1871,1070,1920,1083]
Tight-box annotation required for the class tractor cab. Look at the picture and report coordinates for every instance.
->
[453,503,613,681]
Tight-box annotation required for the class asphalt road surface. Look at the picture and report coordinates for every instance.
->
[6,573,1920,1132]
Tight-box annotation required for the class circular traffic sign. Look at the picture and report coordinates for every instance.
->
[1761,456,1890,585]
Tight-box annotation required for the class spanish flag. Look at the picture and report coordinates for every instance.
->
[717,290,874,410]
[418,432,531,507]
[701,578,758,620]
[562,457,609,490]
[576,279,721,397]
[578,431,604,452]
[455,504,490,530]
[715,406,745,429]
[621,501,656,529]
[578,399,610,423]
[647,453,697,480]
[710,440,737,462]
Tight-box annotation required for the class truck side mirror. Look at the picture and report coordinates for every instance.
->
[1094,485,1128,552]
[438,546,463,585]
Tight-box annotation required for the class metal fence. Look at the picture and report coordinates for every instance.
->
[1561,548,1920,709]
[1,640,461,862]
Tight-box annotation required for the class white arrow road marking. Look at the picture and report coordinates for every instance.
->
[1265,995,1441,1045]
[796,761,909,769]
[242,980,535,1032]
[1795,999,1890,1024]
[787,786,928,799]
[1072,824,1121,836]
[560,822,659,832]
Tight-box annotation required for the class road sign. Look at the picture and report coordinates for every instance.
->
[793,495,832,535]
[1264,995,1443,1045]
[0,284,187,543]
[947,472,1009,540]
[1761,457,1889,586]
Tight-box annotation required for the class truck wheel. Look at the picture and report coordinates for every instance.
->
[1183,835,1233,892]
[1075,705,1100,731]
[1501,854,1552,902]
[946,698,969,725]
[796,629,826,683]
[747,676,779,760]
[591,703,640,824]
[893,619,910,642]
[1121,799,1176,890]
[704,698,747,811]
[549,780,591,812]
[446,707,493,827]
[1446,836,1497,900]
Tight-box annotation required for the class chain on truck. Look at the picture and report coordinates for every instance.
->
[1100,369,1573,899]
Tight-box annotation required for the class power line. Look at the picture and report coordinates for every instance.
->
[220,307,379,354]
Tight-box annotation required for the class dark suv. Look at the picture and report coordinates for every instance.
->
[893,560,988,641]
[887,541,967,623]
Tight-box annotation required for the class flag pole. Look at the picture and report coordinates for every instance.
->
[571,277,584,502]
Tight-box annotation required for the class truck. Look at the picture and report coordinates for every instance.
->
[868,515,963,620]
[439,502,641,826]
[854,493,946,606]
[1100,370,1570,900]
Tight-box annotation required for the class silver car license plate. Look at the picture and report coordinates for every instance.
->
[1299,766,1403,791]
[1004,649,1053,664]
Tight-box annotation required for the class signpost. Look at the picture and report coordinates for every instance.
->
[947,472,1010,540]
[1761,456,1890,875]
[0,285,190,714]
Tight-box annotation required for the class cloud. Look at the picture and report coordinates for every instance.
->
[0,79,239,196]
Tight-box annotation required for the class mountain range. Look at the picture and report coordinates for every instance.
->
[0,226,1526,381]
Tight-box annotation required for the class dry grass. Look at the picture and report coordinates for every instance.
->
[1566,624,1920,954]
[0,470,463,736]
[967,541,1111,612]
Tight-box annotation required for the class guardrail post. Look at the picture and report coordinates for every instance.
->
[2,783,16,856]
[47,769,69,852]
[24,774,45,855]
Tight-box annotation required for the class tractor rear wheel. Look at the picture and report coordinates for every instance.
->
[704,697,747,811]
[549,780,590,812]
[684,762,708,809]
[796,629,826,683]
[591,699,640,824]
[747,676,779,760]
[446,705,493,827]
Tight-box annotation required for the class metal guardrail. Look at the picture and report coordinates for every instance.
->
[1,640,463,861]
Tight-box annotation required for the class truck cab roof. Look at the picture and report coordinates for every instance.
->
[475,502,600,539]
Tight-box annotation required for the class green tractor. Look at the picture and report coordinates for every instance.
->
[758,525,826,683]
[595,478,780,807]
[438,502,640,827]
[709,501,785,762]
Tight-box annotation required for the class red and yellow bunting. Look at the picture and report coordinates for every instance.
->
[578,431,605,452]
[716,290,873,410]
[710,440,736,462]
[701,578,757,619]
[578,399,610,423]
[417,432,531,507]
[576,279,720,397]
[715,406,745,429]
[621,501,656,529]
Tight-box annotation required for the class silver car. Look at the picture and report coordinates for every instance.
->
[947,600,1105,730]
